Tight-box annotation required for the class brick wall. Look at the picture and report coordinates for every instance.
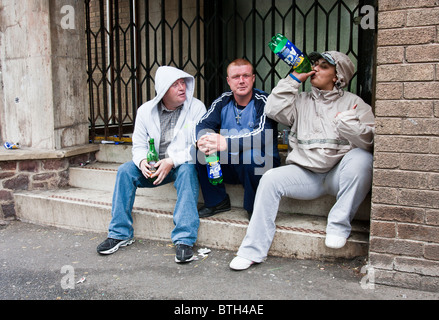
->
[370,0,439,291]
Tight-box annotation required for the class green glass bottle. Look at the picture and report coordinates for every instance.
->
[147,138,159,182]
[206,153,223,185]
[268,33,312,73]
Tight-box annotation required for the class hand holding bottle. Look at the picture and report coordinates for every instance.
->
[140,159,156,179]
[291,70,316,83]
[197,133,224,185]
[197,133,227,156]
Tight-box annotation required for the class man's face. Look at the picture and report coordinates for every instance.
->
[310,58,337,91]
[162,78,186,110]
[226,64,255,100]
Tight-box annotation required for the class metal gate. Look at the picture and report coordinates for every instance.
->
[85,0,376,140]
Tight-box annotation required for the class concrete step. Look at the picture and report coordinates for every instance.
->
[13,187,369,260]
[69,162,371,220]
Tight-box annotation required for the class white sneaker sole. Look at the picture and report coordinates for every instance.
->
[175,255,195,263]
[99,239,135,255]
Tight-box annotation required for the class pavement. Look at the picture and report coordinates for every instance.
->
[1,220,438,306]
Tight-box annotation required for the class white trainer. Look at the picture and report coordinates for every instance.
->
[325,234,347,249]
[229,256,255,271]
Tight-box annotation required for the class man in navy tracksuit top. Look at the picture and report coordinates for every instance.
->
[195,59,280,220]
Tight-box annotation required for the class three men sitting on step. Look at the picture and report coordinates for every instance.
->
[97,52,374,270]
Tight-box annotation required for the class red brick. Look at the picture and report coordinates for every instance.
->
[398,223,439,243]
[3,174,29,191]
[400,154,439,172]
[370,237,424,257]
[371,204,425,223]
[379,0,439,11]
[0,172,16,179]
[406,44,439,62]
[1,204,16,219]
[375,118,402,135]
[375,83,403,100]
[407,8,439,27]
[42,159,68,171]
[373,169,428,189]
[368,252,394,270]
[399,189,439,208]
[395,256,439,276]
[425,244,439,260]
[403,119,439,135]
[426,209,439,226]
[378,11,406,29]
[0,161,17,171]
[378,27,436,46]
[0,190,13,201]
[18,160,39,173]
[373,152,400,169]
[370,221,397,238]
[377,64,435,82]
[371,187,398,205]
[375,100,433,117]
[377,46,405,65]
[375,136,430,153]
[429,173,439,191]
[404,82,439,99]
[33,172,57,181]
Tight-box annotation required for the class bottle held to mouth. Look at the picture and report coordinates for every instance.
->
[268,33,312,74]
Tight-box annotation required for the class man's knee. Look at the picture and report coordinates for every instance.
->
[178,163,196,174]
[117,161,138,176]
[176,164,198,182]
[342,148,373,182]
[259,167,281,189]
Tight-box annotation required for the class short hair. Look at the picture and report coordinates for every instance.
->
[227,58,255,76]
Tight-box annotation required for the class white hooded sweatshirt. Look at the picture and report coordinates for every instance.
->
[132,66,206,169]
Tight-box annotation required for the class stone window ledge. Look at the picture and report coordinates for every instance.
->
[0,144,100,161]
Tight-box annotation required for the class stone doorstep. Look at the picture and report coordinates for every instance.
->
[13,188,369,261]
[69,162,371,221]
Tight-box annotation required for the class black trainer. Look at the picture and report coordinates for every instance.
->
[198,194,231,218]
[97,238,134,255]
[175,244,194,263]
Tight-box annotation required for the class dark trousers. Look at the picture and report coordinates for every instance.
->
[196,149,280,213]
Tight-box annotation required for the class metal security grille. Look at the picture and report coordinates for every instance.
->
[85,0,376,140]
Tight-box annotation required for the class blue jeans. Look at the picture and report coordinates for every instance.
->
[108,161,200,246]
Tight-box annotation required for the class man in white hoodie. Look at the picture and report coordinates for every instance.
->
[97,66,206,263]
[230,51,375,270]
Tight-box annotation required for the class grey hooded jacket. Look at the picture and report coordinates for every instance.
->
[265,52,375,173]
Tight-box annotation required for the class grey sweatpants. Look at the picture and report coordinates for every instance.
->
[236,148,373,263]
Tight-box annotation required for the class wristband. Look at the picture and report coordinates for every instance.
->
[289,73,302,83]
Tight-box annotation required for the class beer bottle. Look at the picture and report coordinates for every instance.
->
[206,153,223,185]
[268,33,312,73]
[147,138,159,182]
